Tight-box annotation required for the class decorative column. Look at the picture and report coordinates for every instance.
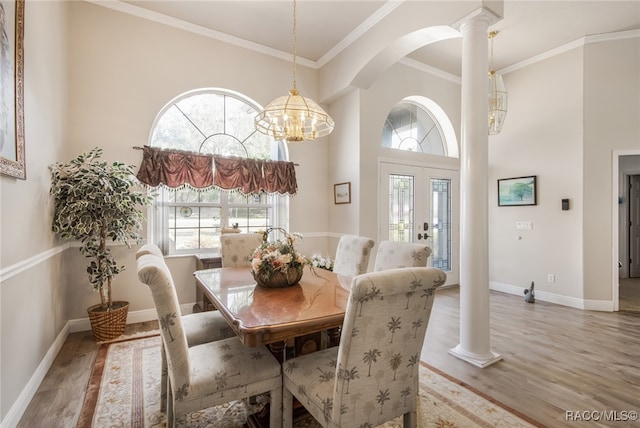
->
[449,8,503,368]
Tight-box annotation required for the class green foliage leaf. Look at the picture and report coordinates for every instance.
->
[49,148,151,305]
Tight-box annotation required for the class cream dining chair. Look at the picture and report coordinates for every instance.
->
[373,240,432,271]
[136,253,282,427]
[220,232,263,267]
[135,244,236,412]
[282,267,446,428]
[332,234,375,277]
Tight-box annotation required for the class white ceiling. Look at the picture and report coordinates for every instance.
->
[118,0,640,76]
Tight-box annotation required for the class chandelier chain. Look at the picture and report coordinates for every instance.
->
[292,0,297,90]
[488,30,497,73]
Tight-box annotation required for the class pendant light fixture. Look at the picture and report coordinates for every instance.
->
[255,0,334,142]
[488,31,507,135]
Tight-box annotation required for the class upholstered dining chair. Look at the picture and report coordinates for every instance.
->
[136,253,282,428]
[373,240,432,271]
[282,267,446,428]
[332,234,375,277]
[220,232,263,267]
[135,244,236,411]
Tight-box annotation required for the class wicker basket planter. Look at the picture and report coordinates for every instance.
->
[87,301,129,342]
[252,267,303,288]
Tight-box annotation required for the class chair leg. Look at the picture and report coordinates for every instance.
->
[282,387,294,428]
[269,385,283,428]
[160,341,168,412]
[403,410,417,428]
[167,385,175,428]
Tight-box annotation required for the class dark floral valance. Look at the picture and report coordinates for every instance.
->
[135,145,297,195]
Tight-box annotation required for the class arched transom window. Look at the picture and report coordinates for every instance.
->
[381,96,458,158]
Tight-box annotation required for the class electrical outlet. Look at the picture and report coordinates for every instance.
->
[547,274,555,283]
[516,221,533,230]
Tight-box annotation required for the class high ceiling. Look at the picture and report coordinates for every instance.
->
[117,0,640,76]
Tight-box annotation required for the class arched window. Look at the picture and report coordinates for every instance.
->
[381,96,458,158]
[149,88,288,255]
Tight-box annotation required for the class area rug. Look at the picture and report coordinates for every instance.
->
[77,333,541,427]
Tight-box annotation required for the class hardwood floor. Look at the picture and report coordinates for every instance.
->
[17,321,159,428]
[620,277,640,312]
[18,290,640,427]
[421,287,640,428]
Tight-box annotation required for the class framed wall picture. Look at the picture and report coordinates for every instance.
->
[498,176,537,206]
[334,182,351,204]
[0,0,26,179]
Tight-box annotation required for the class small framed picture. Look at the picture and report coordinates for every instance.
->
[498,176,537,206]
[334,182,351,204]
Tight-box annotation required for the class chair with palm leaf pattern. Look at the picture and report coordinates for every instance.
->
[135,244,236,412]
[282,267,446,428]
[373,240,432,271]
[332,235,375,277]
[136,253,282,427]
[220,233,263,267]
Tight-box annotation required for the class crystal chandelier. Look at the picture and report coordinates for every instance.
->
[488,31,507,135]
[255,0,334,142]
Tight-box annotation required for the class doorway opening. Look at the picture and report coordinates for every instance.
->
[613,151,640,312]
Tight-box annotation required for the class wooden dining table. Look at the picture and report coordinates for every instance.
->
[193,266,353,361]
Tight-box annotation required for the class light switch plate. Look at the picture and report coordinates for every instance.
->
[516,221,533,230]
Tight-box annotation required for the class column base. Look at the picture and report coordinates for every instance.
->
[448,344,503,368]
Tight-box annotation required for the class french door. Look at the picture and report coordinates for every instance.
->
[379,162,459,285]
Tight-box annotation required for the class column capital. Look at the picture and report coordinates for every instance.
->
[452,6,502,33]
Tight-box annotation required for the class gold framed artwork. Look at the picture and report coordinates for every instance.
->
[0,0,26,179]
[334,182,351,204]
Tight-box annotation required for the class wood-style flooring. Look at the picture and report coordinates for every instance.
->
[18,284,640,428]
[421,281,640,428]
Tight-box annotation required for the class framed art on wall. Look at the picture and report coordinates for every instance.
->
[0,0,26,179]
[498,175,537,206]
[334,182,351,204]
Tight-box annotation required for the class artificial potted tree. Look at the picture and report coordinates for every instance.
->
[50,148,150,341]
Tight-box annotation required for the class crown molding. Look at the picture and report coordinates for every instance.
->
[500,29,640,75]
[85,2,639,81]
[87,0,406,71]
[316,0,404,68]
[85,0,317,68]
[398,57,461,84]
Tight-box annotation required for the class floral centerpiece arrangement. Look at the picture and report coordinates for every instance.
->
[250,227,310,288]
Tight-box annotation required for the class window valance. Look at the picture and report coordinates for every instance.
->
[135,145,297,195]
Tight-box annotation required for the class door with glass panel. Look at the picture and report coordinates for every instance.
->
[380,163,459,285]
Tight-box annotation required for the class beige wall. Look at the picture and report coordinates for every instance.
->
[489,47,585,303]
[489,36,640,308]
[583,36,640,302]
[0,0,69,422]
[328,90,361,237]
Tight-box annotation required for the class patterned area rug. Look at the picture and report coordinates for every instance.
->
[76,334,266,427]
[77,333,541,427]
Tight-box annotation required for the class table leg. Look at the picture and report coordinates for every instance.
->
[327,327,341,347]
[267,341,286,363]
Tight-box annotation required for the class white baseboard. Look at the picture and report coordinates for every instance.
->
[1,323,70,428]
[489,281,614,311]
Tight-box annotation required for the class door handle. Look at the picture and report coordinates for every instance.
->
[417,233,430,240]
